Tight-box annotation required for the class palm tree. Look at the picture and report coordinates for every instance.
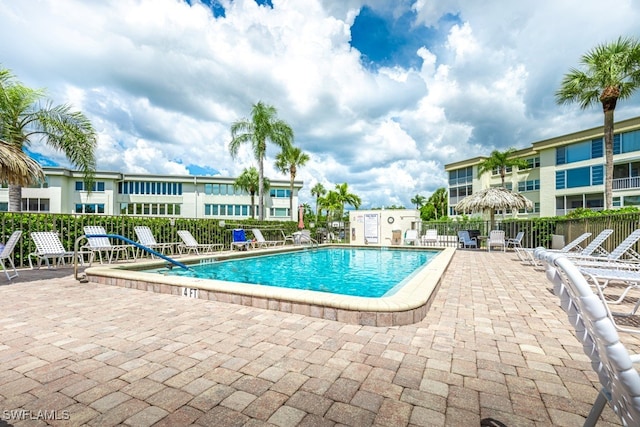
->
[556,36,640,209]
[334,183,361,221]
[233,166,270,219]
[229,102,293,220]
[275,145,309,219]
[0,67,97,211]
[428,188,448,219]
[410,194,427,210]
[0,139,45,186]
[477,148,528,187]
[319,191,342,221]
[311,183,326,221]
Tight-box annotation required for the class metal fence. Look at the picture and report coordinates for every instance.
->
[420,212,640,252]
[0,213,302,269]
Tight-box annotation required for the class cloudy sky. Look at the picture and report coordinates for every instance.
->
[2,0,640,209]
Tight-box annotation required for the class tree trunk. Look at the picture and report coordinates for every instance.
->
[603,107,615,210]
[8,185,22,212]
[250,192,255,219]
[258,159,264,220]
[601,86,618,210]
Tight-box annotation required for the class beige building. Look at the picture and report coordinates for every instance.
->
[445,116,640,219]
[0,167,302,221]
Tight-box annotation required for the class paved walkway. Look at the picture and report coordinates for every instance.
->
[1,250,638,426]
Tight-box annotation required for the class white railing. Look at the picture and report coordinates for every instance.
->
[613,176,640,190]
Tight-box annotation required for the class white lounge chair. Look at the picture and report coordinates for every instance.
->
[134,226,176,257]
[505,231,524,250]
[538,250,640,426]
[487,230,506,252]
[421,229,438,246]
[84,226,135,265]
[0,230,22,280]
[404,229,419,245]
[251,229,285,248]
[517,231,598,266]
[569,229,640,265]
[177,230,223,255]
[29,231,87,269]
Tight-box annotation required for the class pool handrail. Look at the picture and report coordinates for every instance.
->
[74,233,190,281]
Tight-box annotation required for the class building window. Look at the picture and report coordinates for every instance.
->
[75,203,105,214]
[614,130,640,154]
[269,189,291,198]
[270,207,290,217]
[525,157,540,169]
[556,165,604,189]
[76,181,105,192]
[556,140,603,165]
[448,167,473,185]
[204,204,252,217]
[119,203,181,215]
[517,179,540,192]
[0,202,7,212]
[22,198,50,212]
[27,178,49,189]
[118,181,182,195]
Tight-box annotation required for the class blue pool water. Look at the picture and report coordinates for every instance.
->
[150,247,439,298]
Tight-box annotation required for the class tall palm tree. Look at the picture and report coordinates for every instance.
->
[0,67,97,211]
[233,166,269,219]
[477,148,528,187]
[275,145,309,219]
[229,102,293,220]
[556,36,640,209]
[334,183,361,221]
[410,194,426,210]
[311,182,326,221]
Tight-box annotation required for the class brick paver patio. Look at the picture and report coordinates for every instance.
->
[1,249,638,426]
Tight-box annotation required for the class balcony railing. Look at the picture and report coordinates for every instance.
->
[613,176,640,190]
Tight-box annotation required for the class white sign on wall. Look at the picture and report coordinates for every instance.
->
[364,213,379,244]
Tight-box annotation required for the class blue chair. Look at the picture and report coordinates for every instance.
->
[457,230,477,249]
[231,229,251,251]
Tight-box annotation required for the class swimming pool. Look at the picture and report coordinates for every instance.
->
[84,245,456,326]
[148,248,439,298]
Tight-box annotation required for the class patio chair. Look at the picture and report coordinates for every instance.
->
[538,250,640,426]
[251,228,285,248]
[569,229,640,265]
[177,230,223,255]
[404,229,419,245]
[0,230,22,280]
[29,231,87,269]
[487,230,506,252]
[83,226,135,265]
[421,229,438,246]
[505,231,524,250]
[457,230,477,249]
[231,228,251,251]
[517,231,596,266]
[134,226,176,257]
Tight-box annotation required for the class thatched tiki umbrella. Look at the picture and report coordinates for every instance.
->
[455,187,533,229]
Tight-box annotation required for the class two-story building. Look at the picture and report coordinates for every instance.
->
[0,167,302,221]
[445,116,640,219]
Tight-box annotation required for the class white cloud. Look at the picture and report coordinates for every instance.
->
[1,0,640,209]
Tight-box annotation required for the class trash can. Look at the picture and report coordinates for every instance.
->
[391,230,402,245]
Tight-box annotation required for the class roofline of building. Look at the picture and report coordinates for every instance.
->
[41,166,302,188]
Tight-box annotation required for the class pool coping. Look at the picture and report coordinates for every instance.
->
[84,245,456,326]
